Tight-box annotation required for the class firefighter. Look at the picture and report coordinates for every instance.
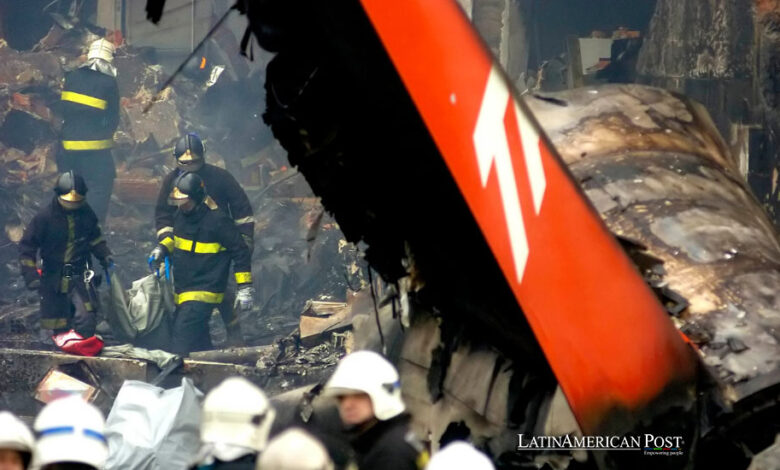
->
[58,38,120,223]
[191,377,275,470]
[0,412,34,470]
[19,171,113,337]
[426,442,495,470]
[323,350,429,470]
[149,172,254,354]
[257,428,334,470]
[32,395,108,470]
[155,133,255,346]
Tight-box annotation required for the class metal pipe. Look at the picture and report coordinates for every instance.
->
[190,0,195,52]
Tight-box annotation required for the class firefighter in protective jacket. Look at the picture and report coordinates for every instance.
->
[324,351,429,470]
[149,172,254,354]
[58,38,120,223]
[19,172,113,337]
[155,132,254,345]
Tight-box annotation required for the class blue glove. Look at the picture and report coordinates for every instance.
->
[99,256,114,270]
[148,245,167,275]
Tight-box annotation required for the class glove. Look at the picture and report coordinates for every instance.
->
[235,285,255,312]
[148,245,167,272]
[99,256,114,270]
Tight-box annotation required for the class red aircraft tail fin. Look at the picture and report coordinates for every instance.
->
[360,0,698,433]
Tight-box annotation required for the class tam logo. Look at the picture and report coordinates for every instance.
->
[473,67,546,284]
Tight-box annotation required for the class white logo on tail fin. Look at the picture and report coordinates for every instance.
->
[473,67,546,284]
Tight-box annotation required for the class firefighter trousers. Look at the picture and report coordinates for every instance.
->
[39,273,98,337]
[171,300,215,355]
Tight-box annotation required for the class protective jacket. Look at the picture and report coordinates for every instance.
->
[19,197,110,279]
[349,414,428,470]
[156,165,254,248]
[167,201,252,305]
[61,67,120,151]
[19,197,110,332]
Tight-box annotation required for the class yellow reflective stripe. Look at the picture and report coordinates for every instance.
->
[64,216,75,263]
[83,302,94,312]
[235,272,252,284]
[174,236,192,251]
[174,236,225,253]
[416,451,430,470]
[61,91,107,110]
[175,291,224,304]
[41,318,68,329]
[157,226,174,237]
[62,139,113,150]
[194,242,225,254]
[20,258,36,267]
[90,236,104,246]
[160,237,174,251]
[234,216,255,225]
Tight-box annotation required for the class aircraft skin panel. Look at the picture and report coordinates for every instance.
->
[359,0,698,433]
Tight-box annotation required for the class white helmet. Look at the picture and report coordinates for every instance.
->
[0,411,34,459]
[33,395,107,469]
[426,442,495,470]
[87,39,115,63]
[256,428,334,470]
[323,350,405,421]
[201,377,275,461]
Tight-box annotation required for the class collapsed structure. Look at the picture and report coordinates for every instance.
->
[0,7,362,428]
[0,1,779,469]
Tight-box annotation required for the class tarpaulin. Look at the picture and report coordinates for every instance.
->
[104,270,174,350]
[101,344,180,370]
[105,378,203,470]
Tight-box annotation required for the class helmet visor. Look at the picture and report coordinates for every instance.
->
[59,189,84,203]
[176,149,203,169]
[168,186,192,207]
[177,149,198,163]
[58,192,85,210]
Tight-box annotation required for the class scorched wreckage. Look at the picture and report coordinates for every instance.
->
[0,0,778,469]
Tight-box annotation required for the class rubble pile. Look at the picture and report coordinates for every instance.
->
[0,20,360,358]
[0,328,348,418]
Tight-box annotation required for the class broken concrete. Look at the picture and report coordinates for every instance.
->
[119,90,180,149]
[0,348,147,417]
[299,300,351,346]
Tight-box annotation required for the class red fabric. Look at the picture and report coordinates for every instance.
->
[52,330,104,357]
